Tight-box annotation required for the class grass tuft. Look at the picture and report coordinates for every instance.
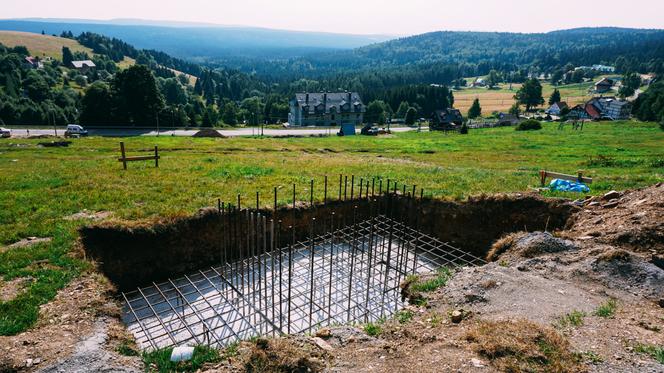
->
[396,309,414,324]
[634,343,664,364]
[141,345,221,373]
[594,299,617,318]
[364,322,383,337]
[556,310,586,328]
[411,267,454,292]
[466,319,582,372]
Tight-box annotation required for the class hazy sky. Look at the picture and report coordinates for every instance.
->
[4,0,663,35]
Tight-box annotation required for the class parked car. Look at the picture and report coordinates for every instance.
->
[361,124,379,136]
[64,124,88,138]
[0,127,11,138]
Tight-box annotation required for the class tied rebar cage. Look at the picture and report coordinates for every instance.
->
[120,178,486,351]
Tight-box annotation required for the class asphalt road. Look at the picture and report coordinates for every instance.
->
[4,126,422,138]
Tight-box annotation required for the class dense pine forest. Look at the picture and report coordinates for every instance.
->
[1,27,663,127]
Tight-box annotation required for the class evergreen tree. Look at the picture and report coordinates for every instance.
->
[467,98,481,119]
[514,78,544,111]
[549,89,561,105]
[62,46,73,67]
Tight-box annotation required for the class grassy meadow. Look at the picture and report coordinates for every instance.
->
[454,76,612,114]
[0,31,93,60]
[0,121,663,335]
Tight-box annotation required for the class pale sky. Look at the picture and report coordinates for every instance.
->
[3,0,663,35]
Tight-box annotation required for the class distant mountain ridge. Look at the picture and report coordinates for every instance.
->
[0,19,392,59]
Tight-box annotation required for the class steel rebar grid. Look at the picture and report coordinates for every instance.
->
[121,215,485,351]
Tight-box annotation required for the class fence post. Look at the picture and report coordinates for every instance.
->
[154,146,159,168]
[120,142,127,170]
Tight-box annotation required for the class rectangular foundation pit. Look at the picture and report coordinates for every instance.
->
[121,215,484,351]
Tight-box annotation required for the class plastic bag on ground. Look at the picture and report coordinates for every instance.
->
[548,178,590,193]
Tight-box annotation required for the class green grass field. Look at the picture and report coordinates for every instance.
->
[1,121,663,335]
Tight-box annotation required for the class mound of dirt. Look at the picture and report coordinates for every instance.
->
[487,231,578,261]
[576,249,664,300]
[193,129,226,138]
[565,183,664,254]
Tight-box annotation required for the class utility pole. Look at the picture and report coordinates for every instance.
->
[51,110,57,137]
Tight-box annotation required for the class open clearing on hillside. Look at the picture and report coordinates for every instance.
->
[0,31,93,60]
[454,77,611,114]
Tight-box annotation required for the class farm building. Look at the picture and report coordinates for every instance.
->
[594,78,614,93]
[69,60,96,73]
[23,56,43,69]
[430,108,463,130]
[288,92,364,127]
[586,97,631,120]
[496,113,521,126]
[545,102,568,116]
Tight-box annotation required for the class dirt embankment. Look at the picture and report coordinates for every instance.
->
[80,194,573,292]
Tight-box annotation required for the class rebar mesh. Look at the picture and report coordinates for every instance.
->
[122,215,485,351]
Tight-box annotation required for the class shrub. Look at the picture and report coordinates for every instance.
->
[460,123,468,134]
[516,119,542,131]
[660,118,664,131]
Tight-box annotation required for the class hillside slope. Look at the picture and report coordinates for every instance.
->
[0,31,92,60]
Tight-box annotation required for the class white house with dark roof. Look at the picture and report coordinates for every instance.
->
[289,92,365,126]
[69,60,96,73]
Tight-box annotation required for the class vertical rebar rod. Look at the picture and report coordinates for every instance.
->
[327,213,335,322]
[274,187,278,212]
[277,220,283,333]
[287,225,294,334]
[359,178,363,199]
[344,175,348,201]
[269,219,275,334]
[371,177,375,197]
[324,175,328,205]
[338,174,342,201]
[308,218,316,331]
[347,207,358,320]
[350,175,355,200]
[310,179,314,206]
[292,184,296,209]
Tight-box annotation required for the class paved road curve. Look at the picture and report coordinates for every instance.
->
[4,126,423,138]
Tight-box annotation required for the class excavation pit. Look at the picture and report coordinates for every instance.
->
[121,215,484,350]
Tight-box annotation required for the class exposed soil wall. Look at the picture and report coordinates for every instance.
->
[80,194,574,292]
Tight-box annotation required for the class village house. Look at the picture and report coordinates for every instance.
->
[288,92,364,126]
[69,60,96,73]
[567,104,591,120]
[545,101,568,116]
[23,56,43,69]
[471,78,486,88]
[591,97,631,120]
[594,78,614,93]
[570,97,631,120]
[430,108,463,130]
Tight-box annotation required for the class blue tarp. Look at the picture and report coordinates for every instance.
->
[548,178,590,193]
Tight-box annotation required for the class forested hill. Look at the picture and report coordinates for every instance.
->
[240,27,664,79]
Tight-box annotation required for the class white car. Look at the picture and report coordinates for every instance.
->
[64,124,88,138]
[0,127,11,138]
